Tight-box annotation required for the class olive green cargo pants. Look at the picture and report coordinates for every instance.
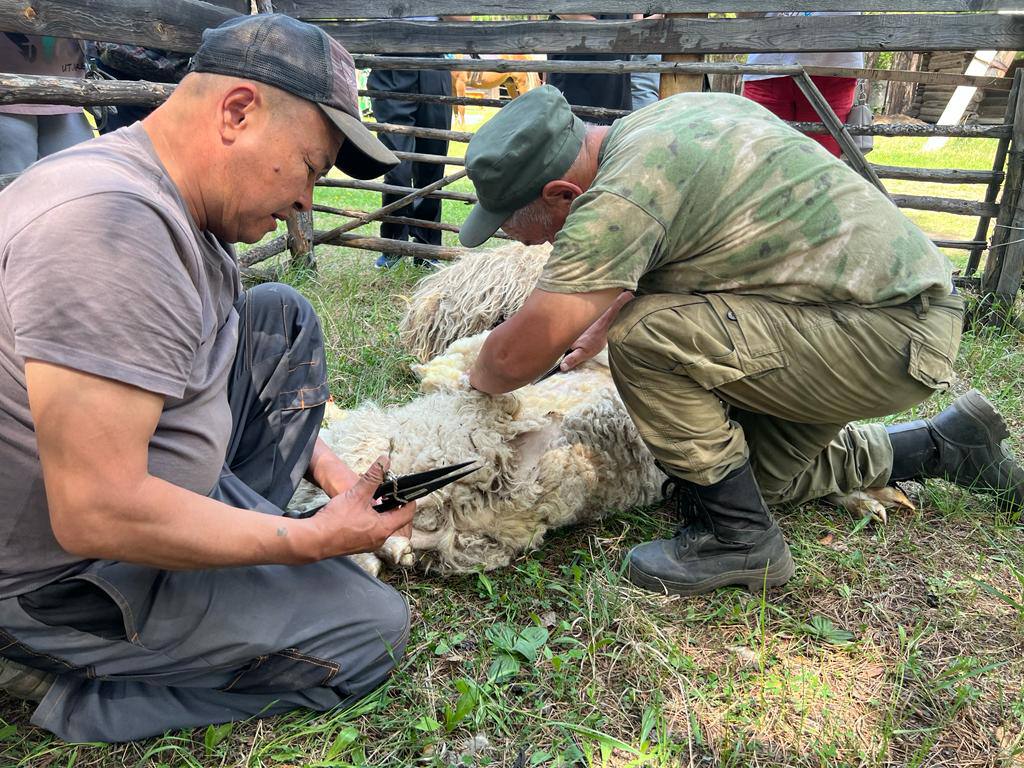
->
[607,292,963,505]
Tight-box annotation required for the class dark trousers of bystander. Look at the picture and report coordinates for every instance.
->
[368,59,452,251]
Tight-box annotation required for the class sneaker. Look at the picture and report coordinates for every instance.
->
[413,258,441,269]
[374,254,401,269]
[0,656,56,702]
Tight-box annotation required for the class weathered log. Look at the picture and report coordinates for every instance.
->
[393,150,463,166]
[312,204,512,240]
[285,209,315,270]
[241,231,462,267]
[0,0,238,53]
[355,55,1013,91]
[316,169,468,245]
[982,69,1024,308]
[363,88,630,122]
[891,195,1000,218]
[369,121,473,144]
[0,73,175,107]
[275,1,1017,16]
[790,121,1010,139]
[932,239,989,250]
[966,72,1019,277]
[870,165,1002,185]
[317,178,476,204]
[315,15,1024,55]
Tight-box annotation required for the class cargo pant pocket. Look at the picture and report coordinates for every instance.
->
[693,294,788,387]
[907,338,956,391]
[220,647,341,694]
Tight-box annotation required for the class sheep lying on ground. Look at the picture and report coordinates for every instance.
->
[292,331,665,575]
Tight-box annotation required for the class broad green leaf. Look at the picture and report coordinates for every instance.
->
[488,654,521,683]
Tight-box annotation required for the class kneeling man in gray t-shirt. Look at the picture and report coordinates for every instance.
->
[0,15,416,743]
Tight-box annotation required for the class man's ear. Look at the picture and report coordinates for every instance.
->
[219,83,261,143]
[540,179,583,207]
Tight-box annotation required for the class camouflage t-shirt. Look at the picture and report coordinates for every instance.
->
[538,93,953,307]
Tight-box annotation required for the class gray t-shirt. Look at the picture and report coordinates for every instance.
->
[0,123,240,598]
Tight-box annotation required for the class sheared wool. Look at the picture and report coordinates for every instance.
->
[399,242,551,362]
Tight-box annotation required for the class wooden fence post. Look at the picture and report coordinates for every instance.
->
[658,13,706,98]
[980,70,1024,323]
[965,70,1019,277]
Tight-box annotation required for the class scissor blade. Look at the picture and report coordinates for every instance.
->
[375,460,477,497]
[373,464,482,511]
[535,349,573,384]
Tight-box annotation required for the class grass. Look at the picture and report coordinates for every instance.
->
[3,129,1023,768]
[868,136,1000,270]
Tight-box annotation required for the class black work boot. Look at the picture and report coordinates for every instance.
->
[887,389,1024,514]
[626,462,795,596]
[0,656,55,702]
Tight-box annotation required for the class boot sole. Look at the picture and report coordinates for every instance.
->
[626,551,795,596]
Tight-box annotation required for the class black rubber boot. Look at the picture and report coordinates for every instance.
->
[887,389,1024,514]
[0,656,55,702]
[626,462,795,596]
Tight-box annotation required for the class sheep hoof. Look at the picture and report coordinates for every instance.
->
[349,552,383,578]
[827,486,915,525]
[378,535,414,567]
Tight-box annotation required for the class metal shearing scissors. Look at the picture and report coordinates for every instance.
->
[283,460,482,518]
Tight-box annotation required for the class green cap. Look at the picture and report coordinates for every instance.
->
[459,85,586,248]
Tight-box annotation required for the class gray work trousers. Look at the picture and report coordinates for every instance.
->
[0,283,410,743]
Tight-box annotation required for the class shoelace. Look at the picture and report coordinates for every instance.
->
[661,477,702,539]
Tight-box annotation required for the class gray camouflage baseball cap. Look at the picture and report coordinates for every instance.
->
[460,85,585,248]
[192,14,398,180]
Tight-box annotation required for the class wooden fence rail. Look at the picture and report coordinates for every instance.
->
[276,1,1019,14]
[3,6,1022,55]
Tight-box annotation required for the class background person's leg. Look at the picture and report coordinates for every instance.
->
[368,67,419,263]
[741,76,798,122]
[791,76,858,157]
[407,68,452,249]
[0,113,40,174]
[210,282,329,514]
[35,111,94,158]
[629,54,662,110]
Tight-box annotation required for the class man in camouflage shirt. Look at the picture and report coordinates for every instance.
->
[459,85,1024,596]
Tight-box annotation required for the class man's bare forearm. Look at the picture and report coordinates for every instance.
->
[51,473,320,569]
[588,290,634,339]
[305,436,358,497]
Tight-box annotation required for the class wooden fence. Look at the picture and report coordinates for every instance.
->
[0,1,1022,310]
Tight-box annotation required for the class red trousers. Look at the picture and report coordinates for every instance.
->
[742,75,858,157]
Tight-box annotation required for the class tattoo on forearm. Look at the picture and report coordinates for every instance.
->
[277,527,287,537]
